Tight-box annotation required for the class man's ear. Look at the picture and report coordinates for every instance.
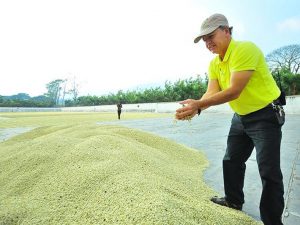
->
[224,27,230,35]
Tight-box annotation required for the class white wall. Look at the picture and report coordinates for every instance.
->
[60,102,226,113]
[283,95,300,114]
[1,95,299,114]
[0,107,60,112]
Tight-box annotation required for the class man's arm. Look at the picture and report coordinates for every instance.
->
[176,70,253,119]
[199,70,253,108]
[199,79,221,110]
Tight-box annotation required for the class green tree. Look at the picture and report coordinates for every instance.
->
[45,79,65,106]
[266,44,300,74]
[267,44,300,95]
[65,75,208,106]
[272,69,300,95]
[68,76,80,102]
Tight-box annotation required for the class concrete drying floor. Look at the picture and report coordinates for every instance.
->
[99,112,300,224]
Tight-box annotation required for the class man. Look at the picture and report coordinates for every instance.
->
[175,13,285,225]
[117,102,122,120]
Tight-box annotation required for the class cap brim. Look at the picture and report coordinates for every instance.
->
[193,26,219,43]
[194,36,202,43]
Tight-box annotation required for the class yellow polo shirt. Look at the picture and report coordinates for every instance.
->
[208,39,280,115]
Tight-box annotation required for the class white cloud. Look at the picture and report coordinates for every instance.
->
[277,16,300,32]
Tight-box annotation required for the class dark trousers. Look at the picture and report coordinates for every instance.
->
[223,106,284,225]
[117,110,121,120]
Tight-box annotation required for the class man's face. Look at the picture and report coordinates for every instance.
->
[202,27,229,55]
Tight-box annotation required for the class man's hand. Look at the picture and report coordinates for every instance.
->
[175,99,199,120]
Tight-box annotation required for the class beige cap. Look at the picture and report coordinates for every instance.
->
[194,13,230,43]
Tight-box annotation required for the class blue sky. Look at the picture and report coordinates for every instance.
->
[198,0,300,53]
[0,0,299,97]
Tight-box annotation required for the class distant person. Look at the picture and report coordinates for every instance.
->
[117,102,122,120]
[175,13,285,225]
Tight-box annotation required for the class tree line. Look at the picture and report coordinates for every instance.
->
[1,44,299,108]
[65,75,208,106]
[0,76,208,107]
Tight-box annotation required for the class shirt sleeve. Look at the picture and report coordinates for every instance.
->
[208,60,218,80]
[230,42,261,72]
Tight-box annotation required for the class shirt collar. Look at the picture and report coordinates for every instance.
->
[217,39,236,64]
